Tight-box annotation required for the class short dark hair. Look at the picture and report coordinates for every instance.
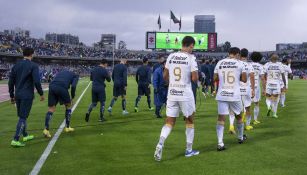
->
[101,59,108,65]
[229,47,240,55]
[240,48,248,57]
[282,58,288,63]
[143,58,148,63]
[250,52,262,62]
[23,47,34,57]
[182,36,195,47]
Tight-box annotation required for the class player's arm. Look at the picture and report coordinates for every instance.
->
[111,69,115,82]
[163,68,169,83]
[135,68,139,84]
[90,71,93,81]
[250,72,255,97]
[147,68,152,85]
[71,75,79,99]
[105,70,111,82]
[191,71,198,83]
[8,66,16,104]
[240,72,247,83]
[281,73,286,89]
[32,65,44,101]
[153,70,159,93]
[123,67,128,87]
[260,74,266,94]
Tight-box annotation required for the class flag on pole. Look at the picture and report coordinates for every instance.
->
[179,16,182,31]
[157,14,161,30]
[170,11,180,23]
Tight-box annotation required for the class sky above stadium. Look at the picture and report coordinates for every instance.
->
[1,0,307,51]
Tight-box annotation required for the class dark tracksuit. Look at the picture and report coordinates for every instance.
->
[109,63,128,111]
[201,63,211,93]
[152,63,161,73]
[135,64,152,108]
[153,66,168,117]
[87,66,111,119]
[45,70,79,130]
[8,59,44,141]
[209,63,216,93]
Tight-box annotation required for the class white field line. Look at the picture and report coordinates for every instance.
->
[29,82,91,175]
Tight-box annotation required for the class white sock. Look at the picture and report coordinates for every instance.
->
[229,113,235,126]
[280,94,285,106]
[216,124,224,146]
[266,98,272,109]
[254,105,259,120]
[272,100,278,114]
[246,115,251,126]
[186,127,194,151]
[237,121,244,140]
[157,125,172,148]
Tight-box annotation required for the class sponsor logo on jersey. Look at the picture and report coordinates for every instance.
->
[220,91,234,97]
[170,89,184,96]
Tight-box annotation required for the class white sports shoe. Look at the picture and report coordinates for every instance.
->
[154,146,163,161]
[122,110,129,115]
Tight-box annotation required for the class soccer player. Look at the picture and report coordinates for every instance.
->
[240,49,255,131]
[153,59,167,118]
[250,52,266,124]
[263,54,286,118]
[85,59,111,122]
[200,59,211,97]
[153,56,166,73]
[134,58,153,112]
[214,47,247,151]
[9,47,45,147]
[43,70,79,138]
[107,59,129,115]
[154,36,199,161]
[279,58,292,107]
[209,59,217,96]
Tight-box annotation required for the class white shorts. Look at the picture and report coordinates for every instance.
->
[253,88,261,102]
[217,101,243,115]
[166,100,195,118]
[241,95,252,108]
[266,87,281,95]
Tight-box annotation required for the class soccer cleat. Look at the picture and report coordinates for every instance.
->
[266,107,271,117]
[229,125,236,134]
[149,107,154,111]
[85,113,90,122]
[217,145,226,151]
[43,129,52,138]
[245,125,254,131]
[122,110,129,115]
[154,146,163,161]
[243,134,248,141]
[64,127,75,132]
[185,150,200,157]
[107,107,112,114]
[11,140,25,147]
[98,117,106,122]
[272,114,278,118]
[22,135,34,142]
[134,107,139,113]
[253,120,261,125]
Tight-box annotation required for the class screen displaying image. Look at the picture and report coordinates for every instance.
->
[155,32,208,50]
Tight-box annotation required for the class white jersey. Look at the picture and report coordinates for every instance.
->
[214,58,246,102]
[240,61,254,96]
[280,64,292,87]
[251,62,264,90]
[264,62,285,90]
[165,52,198,101]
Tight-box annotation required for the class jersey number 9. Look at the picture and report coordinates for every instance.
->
[174,67,182,81]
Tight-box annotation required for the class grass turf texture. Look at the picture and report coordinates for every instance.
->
[0,78,307,175]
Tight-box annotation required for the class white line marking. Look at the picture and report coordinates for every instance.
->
[29,82,91,175]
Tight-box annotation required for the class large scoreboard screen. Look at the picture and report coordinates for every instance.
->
[146,32,217,51]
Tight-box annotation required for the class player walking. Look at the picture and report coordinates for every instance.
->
[154,36,199,161]
[9,47,45,147]
[250,52,266,124]
[264,54,286,118]
[107,59,129,115]
[134,58,153,112]
[43,70,79,138]
[279,58,292,107]
[214,47,247,151]
[85,59,111,122]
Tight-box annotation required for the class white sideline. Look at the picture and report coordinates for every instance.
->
[29,82,91,175]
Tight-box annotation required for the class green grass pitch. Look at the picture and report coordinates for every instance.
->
[0,77,307,175]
